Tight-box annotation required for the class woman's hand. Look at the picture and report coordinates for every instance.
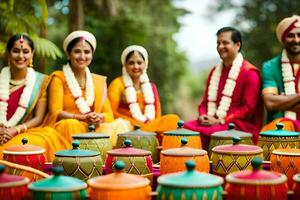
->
[85,112,105,125]
[0,127,17,145]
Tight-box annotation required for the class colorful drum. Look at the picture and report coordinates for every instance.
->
[157,160,223,200]
[208,123,253,157]
[29,167,87,200]
[3,138,46,171]
[225,157,288,200]
[258,123,300,161]
[211,136,263,177]
[0,164,30,200]
[116,125,159,163]
[72,125,112,162]
[88,160,151,200]
[105,140,153,178]
[53,141,103,181]
[160,137,209,175]
[162,120,201,150]
[270,149,300,189]
[292,173,300,200]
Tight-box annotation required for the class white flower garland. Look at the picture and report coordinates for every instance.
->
[122,67,155,122]
[63,63,94,114]
[0,67,36,127]
[207,53,244,120]
[281,49,297,120]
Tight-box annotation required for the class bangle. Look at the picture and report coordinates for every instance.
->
[22,124,27,132]
[15,127,21,135]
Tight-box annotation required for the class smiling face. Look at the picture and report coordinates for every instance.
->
[284,27,300,56]
[8,39,34,70]
[217,31,240,65]
[125,51,146,79]
[68,40,93,70]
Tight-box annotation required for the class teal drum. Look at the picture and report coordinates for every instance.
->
[208,123,253,157]
[53,141,103,181]
[72,125,112,162]
[258,123,300,161]
[162,120,202,150]
[116,125,159,163]
[157,160,223,200]
[28,167,87,200]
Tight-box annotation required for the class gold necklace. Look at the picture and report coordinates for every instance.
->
[10,79,25,86]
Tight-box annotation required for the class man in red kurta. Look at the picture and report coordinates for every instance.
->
[184,27,263,150]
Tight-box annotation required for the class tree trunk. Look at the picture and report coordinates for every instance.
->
[69,0,84,31]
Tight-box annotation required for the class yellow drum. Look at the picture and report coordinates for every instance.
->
[160,138,209,175]
[162,120,201,150]
[258,123,300,161]
[211,136,263,177]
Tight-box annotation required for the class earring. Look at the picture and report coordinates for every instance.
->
[29,59,33,67]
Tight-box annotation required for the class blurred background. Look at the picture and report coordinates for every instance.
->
[0,0,299,120]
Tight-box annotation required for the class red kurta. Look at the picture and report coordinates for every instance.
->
[184,60,263,150]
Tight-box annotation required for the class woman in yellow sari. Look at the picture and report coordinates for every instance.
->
[108,45,179,143]
[44,31,130,145]
[0,34,69,161]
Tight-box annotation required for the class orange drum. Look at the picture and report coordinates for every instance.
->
[88,160,151,200]
[225,157,288,200]
[162,120,201,150]
[270,149,300,189]
[160,138,209,175]
[3,138,46,171]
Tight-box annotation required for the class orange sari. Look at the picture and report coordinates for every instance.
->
[0,72,69,161]
[108,76,179,142]
[44,71,131,145]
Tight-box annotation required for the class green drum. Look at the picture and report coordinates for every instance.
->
[116,125,159,163]
[208,123,253,157]
[53,141,103,181]
[28,167,87,200]
[258,123,300,161]
[157,160,223,200]
[72,133,112,162]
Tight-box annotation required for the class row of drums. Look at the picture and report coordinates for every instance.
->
[1,120,300,199]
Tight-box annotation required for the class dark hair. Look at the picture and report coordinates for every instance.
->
[66,37,94,53]
[216,27,242,51]
[6,34,34,52]
[125,50,145,63]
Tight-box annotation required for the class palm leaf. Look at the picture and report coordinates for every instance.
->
[31,35,63,60]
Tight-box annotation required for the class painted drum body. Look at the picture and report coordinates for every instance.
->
[157,160,223,200]
[3,138,46,171]
[292,174,300,200]
[211,137,263,177]
[105,140,153,182]
[162,120,201,150]
[270,149,300,189]
[208,123,253,157]
[116,125,159,163]
[258,123,300,161]
[88,160,151,200]
[225,157,288,200]
[53,141,103,181]
[28,167,87,200]
[0,164,30,200]
[160,138,209,175]
[72,133,112,161]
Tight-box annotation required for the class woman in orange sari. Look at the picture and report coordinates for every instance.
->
[44,31,130,145]
[108,45,179,142]
[0,34,69,161]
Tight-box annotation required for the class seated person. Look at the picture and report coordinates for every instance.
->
[261,15,300,132]
[44,31,131,145]
[184,27,263,150]
[108,45,180,143]
[0,34,69,161]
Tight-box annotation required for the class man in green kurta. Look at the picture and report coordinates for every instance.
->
[261,15,300,131]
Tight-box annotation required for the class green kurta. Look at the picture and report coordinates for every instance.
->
[261,55,284,122]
